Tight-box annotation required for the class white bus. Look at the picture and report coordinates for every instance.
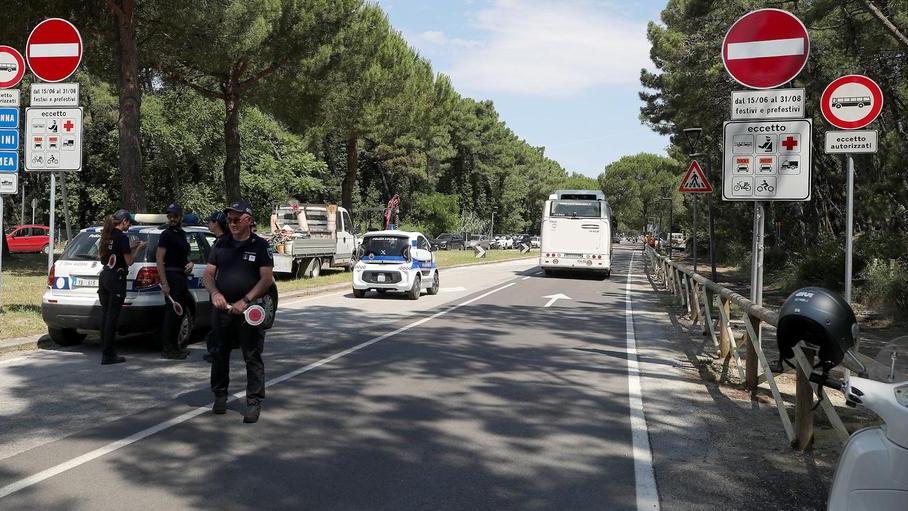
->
[540,189,614,277]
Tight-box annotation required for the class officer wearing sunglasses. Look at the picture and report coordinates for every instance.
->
[203,200,274,423]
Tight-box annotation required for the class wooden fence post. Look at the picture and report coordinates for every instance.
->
[794,346,817,450]
[746,314,760,393]
[719,297,732,358]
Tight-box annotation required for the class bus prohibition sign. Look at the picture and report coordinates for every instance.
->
[820,75,883,130]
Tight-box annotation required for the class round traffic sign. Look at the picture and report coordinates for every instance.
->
[722,9,810,90]
[820,75,883,130]
[0,46,25,89]
[26,18,83,83]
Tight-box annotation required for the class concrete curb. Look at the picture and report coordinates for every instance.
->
[0,255,538,356]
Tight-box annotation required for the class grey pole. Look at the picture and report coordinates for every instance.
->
[845,154,854,303]
[693,194,698,273]
[48,173,55,271]
[705,156,718,283]
[751,202,765,306]
[0,195,4,311]
[60,173,72,242]
[31,197,35,225]
[20,178,24,225]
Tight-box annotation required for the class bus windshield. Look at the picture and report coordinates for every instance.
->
[550,200,601,218]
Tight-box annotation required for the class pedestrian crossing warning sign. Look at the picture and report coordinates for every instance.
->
[678,160,713,193]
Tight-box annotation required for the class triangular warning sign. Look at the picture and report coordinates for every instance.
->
[678,160,713,193]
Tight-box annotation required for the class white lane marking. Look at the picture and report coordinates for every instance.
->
[625,251,660,510]
[439,287,467,293]
[521,276,531,280]
[0,282,517,500]
[542,293,571,307]
[726,37,805,60]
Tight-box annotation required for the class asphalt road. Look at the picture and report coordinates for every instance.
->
[0,245,819,510]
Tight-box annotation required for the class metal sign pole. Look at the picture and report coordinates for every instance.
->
[751,202,765,305]
[60,173,72,242]
[845,154,854,303]
[48,172,55,271]
[0,195,4,311]
[693,195,698,273]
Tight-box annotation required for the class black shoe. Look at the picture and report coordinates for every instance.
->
[101,356,126,365]
[243,404,261,423]
[213,395,227,415]
[161,349,191,360]
[203,353,213,363]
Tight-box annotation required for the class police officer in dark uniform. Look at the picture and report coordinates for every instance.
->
[98,209,147,365]
[202,211,228,363]
[203,200,274,423]
[156,203,193,359]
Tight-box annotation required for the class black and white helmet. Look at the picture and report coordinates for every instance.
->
[777,287,857,368]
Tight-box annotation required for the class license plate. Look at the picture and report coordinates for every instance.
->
[377,274,386,282]
[74,277,99,287]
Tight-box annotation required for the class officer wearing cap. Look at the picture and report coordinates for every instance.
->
[156,203,193,359]
[202,211,228,363]
[98,209,147,365]
[203,199,274,423]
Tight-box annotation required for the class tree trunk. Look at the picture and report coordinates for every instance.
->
[342,130,358,212]
[223,87,242,202]
[112,0,146,211]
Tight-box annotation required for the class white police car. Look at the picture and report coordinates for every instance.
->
[41,215,278,347]
[352,230,439,300]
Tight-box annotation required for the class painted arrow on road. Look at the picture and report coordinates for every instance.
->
[542,293,571,307]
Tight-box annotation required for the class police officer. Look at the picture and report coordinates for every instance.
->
[98,209,147,365]
[202,211,228,363]
[156,203,193,359]
[203,200,274,423]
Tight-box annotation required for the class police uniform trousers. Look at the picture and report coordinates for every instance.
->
[210,309,265,405]
[161,269,190,352]
[97,268,127,360]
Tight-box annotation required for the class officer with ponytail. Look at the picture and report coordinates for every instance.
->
[97,209,146,365]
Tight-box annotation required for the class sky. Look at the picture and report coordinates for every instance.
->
[374,0,670,178]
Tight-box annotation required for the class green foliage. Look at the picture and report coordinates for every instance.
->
[405,193,459,238]
[599,153,681,233]
[857,259,908,316]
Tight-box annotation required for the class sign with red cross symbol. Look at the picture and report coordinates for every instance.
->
[722,119,812,202]
[24,107,82,171]
[780,134,800,152]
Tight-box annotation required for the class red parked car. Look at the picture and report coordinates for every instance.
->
[5,225,51,254]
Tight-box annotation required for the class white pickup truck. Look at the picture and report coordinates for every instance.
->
[268,203,358,279]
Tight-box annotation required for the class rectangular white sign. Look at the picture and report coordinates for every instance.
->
[29,83,79,107]
[825,130,877,154]
[25,107,83,171]
[723,119,812,202]
[0,172,17,194]
[731,88,805,120]
[0,90,20,108]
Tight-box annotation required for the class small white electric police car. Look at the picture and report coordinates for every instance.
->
[41,214,278,347]
[352,230,439,300]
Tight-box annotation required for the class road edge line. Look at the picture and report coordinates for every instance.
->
[0,281,517,500]
[625,250,661,510]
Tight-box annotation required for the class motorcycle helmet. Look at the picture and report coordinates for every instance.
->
[776,287,857,368]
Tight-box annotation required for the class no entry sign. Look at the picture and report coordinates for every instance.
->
[26,18,83,83]
[0,46,25,89]
[722,9,810,90]
[820,75,883,130]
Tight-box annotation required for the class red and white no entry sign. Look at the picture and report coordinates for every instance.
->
[26,18,83,83]
[0,46,25,89]
[722,9,810,90]
[820,75,883,130]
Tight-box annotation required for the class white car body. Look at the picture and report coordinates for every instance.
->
[352,230,439,299]
[41,220,278,347]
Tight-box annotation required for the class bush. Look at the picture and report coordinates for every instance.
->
[857,259,908,316]
[776,235,845,294]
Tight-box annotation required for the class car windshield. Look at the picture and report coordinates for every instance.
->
[436,233,453,240]
[362,235,410,259]
[61,231,156,262]
[551,200,601,218]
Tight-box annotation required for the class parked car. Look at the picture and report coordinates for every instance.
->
[5,224,51,254]
[352,230,439,300]
[41,217,279,348]
[433,232,465,250]
[530,236,540,248]
[512,234,532,249]
[466,234,491,250]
